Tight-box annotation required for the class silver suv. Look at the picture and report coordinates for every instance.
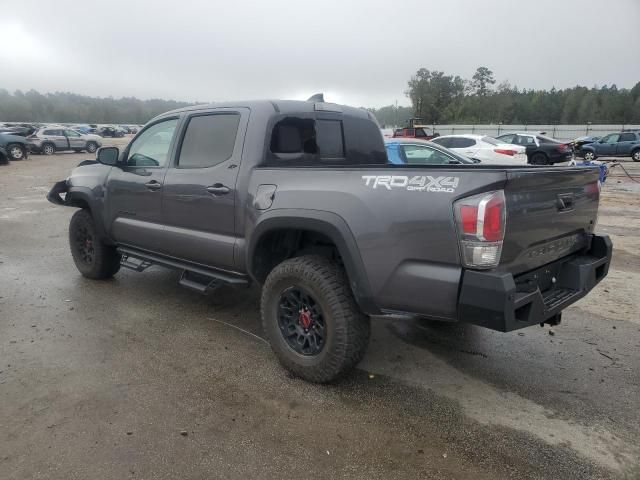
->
[29,126,102,155]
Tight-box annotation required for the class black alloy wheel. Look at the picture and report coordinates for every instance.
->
[278,286,326,356]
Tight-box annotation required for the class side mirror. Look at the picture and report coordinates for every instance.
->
[96,146,120,166]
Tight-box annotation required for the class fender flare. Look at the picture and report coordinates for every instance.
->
[247,209,380,315]
[65,186,112,243]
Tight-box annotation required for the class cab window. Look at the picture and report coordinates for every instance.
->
[177,114,240,168]
[126,119,178,167]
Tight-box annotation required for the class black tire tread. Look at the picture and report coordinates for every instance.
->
[261,255,370,383]
[69,209,120,280]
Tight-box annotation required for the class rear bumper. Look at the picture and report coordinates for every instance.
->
[458,234,612,332]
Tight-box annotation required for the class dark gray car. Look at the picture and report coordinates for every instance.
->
[47,98,612,383]
[0,132,29,160]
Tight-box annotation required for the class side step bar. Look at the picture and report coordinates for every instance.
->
[178,271,222,295]
[117,246,250,294]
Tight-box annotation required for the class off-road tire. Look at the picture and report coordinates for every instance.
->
[7,143,26,160]
[632,149,640,162]
[69,209,121,279]
[261,255,370,383]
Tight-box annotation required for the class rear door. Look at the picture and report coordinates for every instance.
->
[616,132,637,155]
[499,167,601,275]
[43,128,68,150]
[452,137,478,157]
[105,117,180,252]
[160,108,248,270]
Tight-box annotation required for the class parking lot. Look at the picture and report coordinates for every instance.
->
[1,141,639,479]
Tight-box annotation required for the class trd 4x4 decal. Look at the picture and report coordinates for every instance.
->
[362,175,459,193]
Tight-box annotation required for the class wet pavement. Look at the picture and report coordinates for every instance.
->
[1,143,639,479]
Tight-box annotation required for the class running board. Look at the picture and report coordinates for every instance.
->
[120,254,153,272]
[178,270,222,295]
[117,246,250,291]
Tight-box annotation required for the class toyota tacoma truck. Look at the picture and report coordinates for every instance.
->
[47,97,612,383]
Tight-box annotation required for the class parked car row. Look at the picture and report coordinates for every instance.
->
[0,122,143,138]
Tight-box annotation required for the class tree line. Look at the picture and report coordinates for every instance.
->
[2,68,639,127]
[370,67,640,127]
[0,89,193,124]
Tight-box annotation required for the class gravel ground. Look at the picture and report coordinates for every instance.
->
[1,141,639,479]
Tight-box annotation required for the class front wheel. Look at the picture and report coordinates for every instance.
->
[583,151,597,161]
[69,209,121,279]
[86,141,98,153]
[7,144,26,160]
[632,150,640,162]
[261,255,370,383]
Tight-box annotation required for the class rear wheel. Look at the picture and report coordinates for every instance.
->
[632,149,640,162]
[42,143,56,155]
[7,144,26,160]
[69,209,121,279]
[583,151,597,161]
[530,152,549,165]
[261,255,370,383]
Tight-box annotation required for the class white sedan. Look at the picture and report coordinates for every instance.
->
[431,134,528,164]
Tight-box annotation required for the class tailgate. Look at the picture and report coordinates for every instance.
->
[499,166,600,274]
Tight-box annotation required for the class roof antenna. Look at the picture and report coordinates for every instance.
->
[307,93,324,102]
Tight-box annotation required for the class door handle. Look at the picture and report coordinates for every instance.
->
[206,184,230,195]
[144,181,162,191]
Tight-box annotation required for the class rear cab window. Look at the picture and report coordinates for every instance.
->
[267,114,385,166]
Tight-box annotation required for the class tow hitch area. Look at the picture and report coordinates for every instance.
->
[459,235,612,332]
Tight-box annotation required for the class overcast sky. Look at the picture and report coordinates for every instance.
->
[1,0,638,108]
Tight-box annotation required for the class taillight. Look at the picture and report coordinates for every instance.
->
[494,148,515,156]
[454,191,506,269]
[556,144,569,152]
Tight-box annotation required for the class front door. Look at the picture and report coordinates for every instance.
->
[64,129,85,149]
[105,117,180,253]
[161,109,247,271]
[596,134,620,156]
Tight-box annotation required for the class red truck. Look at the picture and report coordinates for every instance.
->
[392,118,439,140]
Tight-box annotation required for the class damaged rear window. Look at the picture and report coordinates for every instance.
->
[267,115,385,166]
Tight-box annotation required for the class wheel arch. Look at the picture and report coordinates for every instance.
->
[65,187,111,243]
[247,209,379,315]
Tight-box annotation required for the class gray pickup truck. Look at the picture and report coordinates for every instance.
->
[48,98,612,383]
